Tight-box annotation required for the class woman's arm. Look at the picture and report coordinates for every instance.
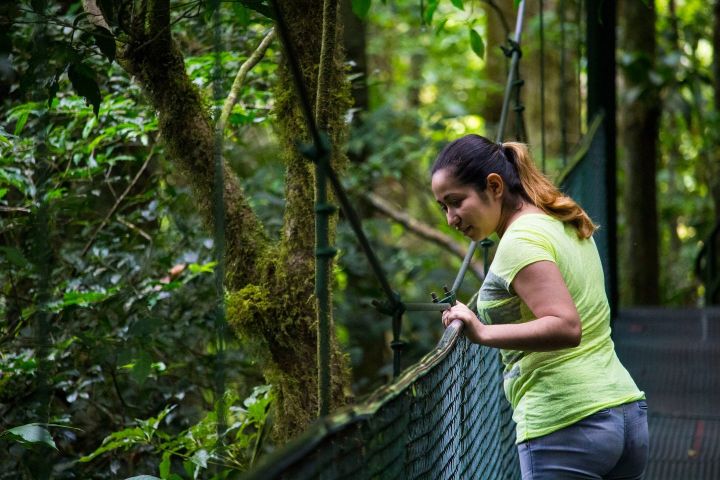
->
[442,260,581,351]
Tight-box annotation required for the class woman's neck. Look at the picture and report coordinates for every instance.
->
[496,201,544,237]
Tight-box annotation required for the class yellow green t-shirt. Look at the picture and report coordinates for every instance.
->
[476,213,644,443]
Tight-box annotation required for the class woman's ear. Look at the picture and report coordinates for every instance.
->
[486,173,504,199]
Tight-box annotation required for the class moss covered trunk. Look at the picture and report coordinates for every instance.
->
[255,0,352,438]
[85,0,351,443]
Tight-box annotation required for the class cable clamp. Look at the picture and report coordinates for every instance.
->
[371,292,405,317]
[390,340,407,351]
[298,132,331,164]
[315,247,338,258]
[501,39,522,59]
[315,203,337,214]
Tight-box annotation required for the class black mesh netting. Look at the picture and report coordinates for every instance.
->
[244,324,520,479]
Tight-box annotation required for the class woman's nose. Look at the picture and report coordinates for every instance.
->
[446,210,458,226]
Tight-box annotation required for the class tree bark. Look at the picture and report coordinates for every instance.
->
[619,0,660,305]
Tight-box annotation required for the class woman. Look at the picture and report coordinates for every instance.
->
[431,134,648,479]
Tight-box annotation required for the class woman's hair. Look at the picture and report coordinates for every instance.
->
[431,134,597,239]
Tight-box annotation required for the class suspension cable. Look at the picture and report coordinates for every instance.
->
[540,0,546,172]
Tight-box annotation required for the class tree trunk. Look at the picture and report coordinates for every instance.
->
[619,0,660,305]
[711,1,720,214]
[84,0,351,443]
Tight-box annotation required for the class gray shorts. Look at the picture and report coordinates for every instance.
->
[517,400,649,479]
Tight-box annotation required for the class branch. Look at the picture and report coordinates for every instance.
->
[81,146,155,258]
[217,28,276,133]
[81,0,110,29]
[315,0,340,129]
[0,206,31,213]
[116,216,152,241]
[364,193,485,281]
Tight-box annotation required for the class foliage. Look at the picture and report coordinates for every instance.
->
[0,423,61,450]
[0,2,276,474]
[3,0,720,477]
[79,387,273,479]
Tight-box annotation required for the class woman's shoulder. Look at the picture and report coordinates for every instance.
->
[504,212,560,238]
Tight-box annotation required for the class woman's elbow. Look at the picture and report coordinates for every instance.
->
[564,314,582,347]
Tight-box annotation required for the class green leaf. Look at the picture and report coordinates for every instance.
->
[47,78,60,108]
[203,0,218,22]
[188,261,217,274]
[182,459,194,477]
[0,247,29,268]
[451,0,464,10]
[469,28,485,59]
[190,449,209,469]
[0,188,6,199]
[21,305,36,320]
[159,451,172,478]
[233,4,251,25]
[3,424,57,450]
[82,116,97,139]
[423,0,439,25]
[62,289,116,308]
[68,62,101,116]
[434,18,448,36]
[13,110,29,136]
[79,426,145,462]
[131,350,152,384]
[352,0,371,18]
[92,26,116,63]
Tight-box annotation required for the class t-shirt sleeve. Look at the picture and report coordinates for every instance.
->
[491,224,557,288]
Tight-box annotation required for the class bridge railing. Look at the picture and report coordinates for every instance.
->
[242,320,519,480]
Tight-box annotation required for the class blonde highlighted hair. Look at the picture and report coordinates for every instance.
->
[432,135,597,239]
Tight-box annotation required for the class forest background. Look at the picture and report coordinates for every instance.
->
[1,0,718,478]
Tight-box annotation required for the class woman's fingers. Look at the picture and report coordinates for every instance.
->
[442,304,476,328]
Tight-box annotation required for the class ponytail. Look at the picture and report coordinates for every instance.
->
[502,142,597,239]
[432,134,597,239]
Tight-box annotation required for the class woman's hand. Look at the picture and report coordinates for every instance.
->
[441,301,484,343]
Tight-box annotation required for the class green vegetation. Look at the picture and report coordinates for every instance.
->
[1,0,717,478]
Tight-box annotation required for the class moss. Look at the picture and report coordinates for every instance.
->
[226,284,273,338]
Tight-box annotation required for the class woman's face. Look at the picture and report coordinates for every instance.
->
[431,168,502,241]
